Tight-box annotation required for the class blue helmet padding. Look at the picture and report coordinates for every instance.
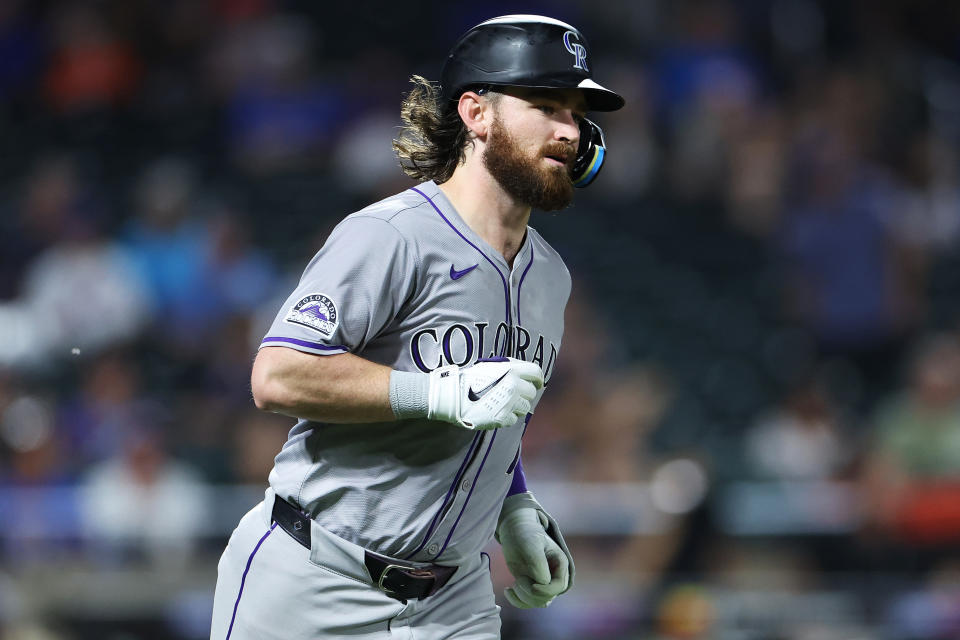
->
[573,144,604,188]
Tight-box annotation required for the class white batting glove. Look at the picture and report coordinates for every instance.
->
[427,357,543,430]
[497,504,570,608]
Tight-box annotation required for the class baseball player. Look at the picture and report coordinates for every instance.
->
[210,14,624,640]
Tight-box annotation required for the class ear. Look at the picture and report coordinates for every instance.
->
[457,91,490,139]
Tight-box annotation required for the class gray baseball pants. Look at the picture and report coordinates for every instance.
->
[210,489,501,639]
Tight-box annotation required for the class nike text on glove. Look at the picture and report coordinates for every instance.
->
[427,357,543,430]
[496,505,569,608]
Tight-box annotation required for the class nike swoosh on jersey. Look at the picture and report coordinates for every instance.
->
[450,264,479,280]
[467,371,509,402]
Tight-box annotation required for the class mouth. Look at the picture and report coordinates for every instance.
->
[543,153,572,167]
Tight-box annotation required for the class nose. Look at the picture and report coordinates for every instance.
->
[555,112,580,146]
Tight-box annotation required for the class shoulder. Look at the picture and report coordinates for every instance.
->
[315,186,437,272]
[344,183,439,233]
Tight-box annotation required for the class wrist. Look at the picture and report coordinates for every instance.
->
[497,492,543,539]
[389,370,430,419]
[500,492,542,521]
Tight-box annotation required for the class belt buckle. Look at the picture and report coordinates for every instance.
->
[377,564,408,595]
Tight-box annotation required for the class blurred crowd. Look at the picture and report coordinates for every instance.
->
[3,0,960,638]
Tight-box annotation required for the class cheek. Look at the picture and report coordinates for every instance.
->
[518,127,553,157]
[525,118,557,144]
[507,111,553,143]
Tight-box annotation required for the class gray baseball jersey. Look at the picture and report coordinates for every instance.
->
[260,180,571,565]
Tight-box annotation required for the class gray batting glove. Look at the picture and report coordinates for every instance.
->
[427,357,543,430]
[497,506,570,608]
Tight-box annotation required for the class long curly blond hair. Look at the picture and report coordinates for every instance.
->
[393,75,487,184]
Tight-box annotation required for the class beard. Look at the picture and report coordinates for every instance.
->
[482,118,575,212]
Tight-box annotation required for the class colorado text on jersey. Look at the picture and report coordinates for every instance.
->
[409,322,558,383]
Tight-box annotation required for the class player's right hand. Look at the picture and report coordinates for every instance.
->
[427,357,543,430]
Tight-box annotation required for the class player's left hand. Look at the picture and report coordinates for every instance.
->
[497,505,570,608]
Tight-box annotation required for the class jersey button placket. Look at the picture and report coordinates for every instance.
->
[461,478,471,491]
[510,283,516,321]
[427,543,440,555]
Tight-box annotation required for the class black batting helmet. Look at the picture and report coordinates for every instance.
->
[440,14,625,112]
[440,15,623,188]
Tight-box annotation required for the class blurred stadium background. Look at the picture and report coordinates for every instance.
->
[2,0,960,638]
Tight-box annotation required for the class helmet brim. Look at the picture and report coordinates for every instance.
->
[576,78,625,112]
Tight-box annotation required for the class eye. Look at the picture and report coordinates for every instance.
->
[537,105,555,115]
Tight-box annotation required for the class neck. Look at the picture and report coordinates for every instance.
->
[437,160,530,267]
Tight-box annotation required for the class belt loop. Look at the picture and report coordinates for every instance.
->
[271,496,312,549]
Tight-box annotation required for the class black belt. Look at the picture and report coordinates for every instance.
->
[271,496,457,602]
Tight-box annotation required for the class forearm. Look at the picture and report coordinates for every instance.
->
[500,457,538,526]
[252,348,396,423]
[253,347,541,430]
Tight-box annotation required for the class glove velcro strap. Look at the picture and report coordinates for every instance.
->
[496,492,575,594]
[426,364,463,425]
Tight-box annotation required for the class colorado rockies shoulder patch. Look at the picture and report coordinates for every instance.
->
[284,293,339,337]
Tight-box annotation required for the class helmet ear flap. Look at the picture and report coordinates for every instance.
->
[571,118,606,188]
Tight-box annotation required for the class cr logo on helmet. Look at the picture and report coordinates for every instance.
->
[563,31,589,71]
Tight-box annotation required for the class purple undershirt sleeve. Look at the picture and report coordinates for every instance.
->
[507,455,528,496]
